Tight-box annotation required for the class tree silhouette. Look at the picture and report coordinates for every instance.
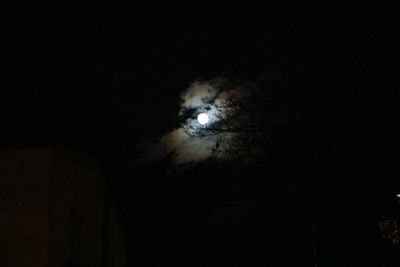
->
[378,215,400,245]
[180,74,290,163]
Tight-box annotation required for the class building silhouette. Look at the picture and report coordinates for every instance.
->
[0,148,126,267]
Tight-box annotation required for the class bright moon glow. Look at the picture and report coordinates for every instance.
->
[397,194,400,198]
[197,113,209,125]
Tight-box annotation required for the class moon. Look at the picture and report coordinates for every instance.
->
[197,113,209,125]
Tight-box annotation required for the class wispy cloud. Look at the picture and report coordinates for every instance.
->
[141,78,246,164]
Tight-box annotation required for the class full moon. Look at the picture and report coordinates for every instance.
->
[197,113,209,125]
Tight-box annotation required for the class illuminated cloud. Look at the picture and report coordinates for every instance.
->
[180,80,219,111]
[142,78,249,164]
[160,128,218,164]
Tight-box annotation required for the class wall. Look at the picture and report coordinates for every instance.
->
[0,148,126,267]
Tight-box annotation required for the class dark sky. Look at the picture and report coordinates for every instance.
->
[2,4,395,145]
[2,4,400,265]
[2,5,398,171]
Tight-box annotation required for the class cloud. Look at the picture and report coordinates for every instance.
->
[161,128,218,164]
[180,80,219,110]
[141,78,244,164]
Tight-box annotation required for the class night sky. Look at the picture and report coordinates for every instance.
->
[2,4,400,266]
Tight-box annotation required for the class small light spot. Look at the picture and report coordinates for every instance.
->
[197,113,209,125]
[396,194,400,198]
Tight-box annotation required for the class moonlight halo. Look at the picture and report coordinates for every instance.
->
[197,113,209,125]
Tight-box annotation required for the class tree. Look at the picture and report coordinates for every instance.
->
[378,214,400,245]
[180,72,296,164]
